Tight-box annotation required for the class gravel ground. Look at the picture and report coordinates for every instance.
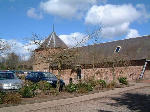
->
[34,86,150,112]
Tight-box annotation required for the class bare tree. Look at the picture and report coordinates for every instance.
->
[0,39,10,56]
[104,53,131,82]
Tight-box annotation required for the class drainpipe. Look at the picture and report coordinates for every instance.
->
[139,60,148,79]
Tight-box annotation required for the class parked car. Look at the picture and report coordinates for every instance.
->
[0,71,23,91]
[25,72,65,91]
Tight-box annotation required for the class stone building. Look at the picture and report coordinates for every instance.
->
[33,30,150,84]
[33,30,68,72]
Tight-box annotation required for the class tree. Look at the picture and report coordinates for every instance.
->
[5,52,20,70]
[0,39,10,56]
[104,53,131,82]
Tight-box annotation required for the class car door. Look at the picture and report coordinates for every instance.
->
[31,73,40,82]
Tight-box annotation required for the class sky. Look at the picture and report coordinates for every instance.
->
[0,0,150,59]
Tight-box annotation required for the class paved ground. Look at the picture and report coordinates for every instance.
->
[37,86,150,112]
[1,82,150,112]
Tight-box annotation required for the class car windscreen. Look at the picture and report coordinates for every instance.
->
[0,73,17,80]
[42,72,56,78]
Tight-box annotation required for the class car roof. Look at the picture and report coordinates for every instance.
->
[29,72,55,75]
[30,72,50,73]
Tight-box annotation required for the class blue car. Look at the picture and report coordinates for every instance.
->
[25,72,65,91]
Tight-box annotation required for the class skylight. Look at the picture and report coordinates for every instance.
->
[115,46,121,53]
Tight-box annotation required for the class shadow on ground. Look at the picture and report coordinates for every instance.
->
[107,93,150,112]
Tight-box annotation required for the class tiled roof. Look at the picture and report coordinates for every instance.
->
[75,35,150,64]
[40,32,68,49]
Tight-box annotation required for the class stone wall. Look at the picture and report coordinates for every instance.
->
[33,48,61,71]
[44,66,143,84]
[33,49,144,84]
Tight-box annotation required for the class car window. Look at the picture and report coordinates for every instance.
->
[29,72,40,77]
[0,73,16,80]
[43,72,56,78]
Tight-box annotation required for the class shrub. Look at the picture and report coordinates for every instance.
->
[37,81,52,91]
[107,81,117,89]
[0,91,5,104]
[85,77,97,87]
[19,85,35,98]
[76,82,93,93]
[36,81,54,95]
[19,81,37,98]
[3,92,21,104]
[66,82,93,93]
[118,77,128,85]
[97,79,107,88]
[65,83,77,93]
[49,88,59,96]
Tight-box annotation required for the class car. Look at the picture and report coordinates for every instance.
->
[0,71,23,91]
[25,72,65,91]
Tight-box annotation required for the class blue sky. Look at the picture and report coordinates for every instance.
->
[0,0,150,59]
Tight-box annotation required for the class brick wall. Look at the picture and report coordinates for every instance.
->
[33,49,144,84]
[34,66,143,84]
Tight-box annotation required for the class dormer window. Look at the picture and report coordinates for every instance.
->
[115,46,121,53]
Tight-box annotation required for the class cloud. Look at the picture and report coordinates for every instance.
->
[126,29,140,39]
[136,4,150,21]
[59,32,88,47]
[85,4,149,38]
[101,22,129,38]
[85,4,141,26]
[27,8,43,19]
[40,0,97,19]
[0,39,38,60]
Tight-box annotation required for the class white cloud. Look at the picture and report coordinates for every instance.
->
[85,4,141,26]
[85,4,149,38]
[40,0,97,19]
[136,4,150,21]
[0,39,38,60]
[27,8,43,19]
[8,40,37,60]
[59,32,88,47]
[101,22,129,38]
[126,29,140,39]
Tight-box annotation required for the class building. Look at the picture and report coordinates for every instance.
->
[33,29,150,84]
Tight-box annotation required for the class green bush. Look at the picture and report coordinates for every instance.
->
[118,77,128,85]
[2,92,21,104]
[37,81,52,91]
[97,79,107,88]
[36,81,53,95]
[85,77,97,87]
[76,82,93,93]
[65,83,77,93]
[66,82,93,93]
[19,81,37,98]
[20,80,54,97]
[0,91,5,104]
[19,85,35,98]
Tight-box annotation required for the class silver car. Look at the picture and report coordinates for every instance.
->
[0,72,23,90]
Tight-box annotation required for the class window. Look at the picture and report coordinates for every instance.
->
[43,72,56,78]
[115,46,121,53]
[0,73,16,80]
